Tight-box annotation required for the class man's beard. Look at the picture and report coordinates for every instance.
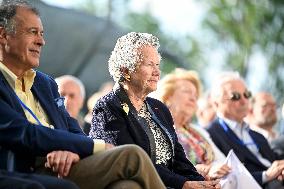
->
[256,114,277,128]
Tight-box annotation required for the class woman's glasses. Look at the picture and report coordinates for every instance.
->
[228,91,252,101]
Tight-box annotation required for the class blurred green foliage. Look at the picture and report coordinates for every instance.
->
[75,0,284,104]
[204,0,284,102]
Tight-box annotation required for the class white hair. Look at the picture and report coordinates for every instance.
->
[108,32,160,82]
[55,75,86,100]
[210,71,245,100]
[197,90,212,110]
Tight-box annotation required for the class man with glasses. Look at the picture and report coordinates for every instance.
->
[207,71,284,189]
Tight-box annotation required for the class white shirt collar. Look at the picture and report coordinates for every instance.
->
[217,113,250,138]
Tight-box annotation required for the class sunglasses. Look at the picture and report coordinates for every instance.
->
[228,91,252,101]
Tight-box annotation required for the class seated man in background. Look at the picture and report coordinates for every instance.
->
[207,71,284,189]
[246,92,278,143]
[55,75,85,128]
[0,1,166,189]
[270,103,284,158]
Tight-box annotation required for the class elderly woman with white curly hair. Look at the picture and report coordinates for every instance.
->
[89,32,220,189]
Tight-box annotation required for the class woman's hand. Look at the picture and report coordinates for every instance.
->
[265,160,284,181]
[209,164,231,179]
[182,180,221,189]
[195,164,211,178]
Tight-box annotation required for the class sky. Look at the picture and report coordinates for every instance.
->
[42,0,78,7]
[42,0,205,37]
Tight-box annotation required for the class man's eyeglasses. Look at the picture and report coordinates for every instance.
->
[227,91,252,101]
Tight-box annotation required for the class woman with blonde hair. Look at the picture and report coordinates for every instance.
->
[157,68,230,179]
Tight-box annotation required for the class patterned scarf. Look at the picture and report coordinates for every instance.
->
[176,124,214,165]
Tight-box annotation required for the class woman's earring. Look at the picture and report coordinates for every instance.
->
[119,74,131,82]
[124,74,131,81]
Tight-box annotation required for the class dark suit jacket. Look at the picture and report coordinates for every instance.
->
[89,86,204,189]
[207,118,277,185]
[0,71,94,172]
[271,135,284,159]
[0,169,78,189]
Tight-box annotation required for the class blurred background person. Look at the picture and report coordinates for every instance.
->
[157,68,229,179]
[55,75,85,128]
[83,81,113,135]
[270,103,284,158]
[196,91,216,129]
[246,92,278,143]
[208,71,284,189]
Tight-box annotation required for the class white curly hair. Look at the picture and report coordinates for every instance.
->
[108,32,160,82]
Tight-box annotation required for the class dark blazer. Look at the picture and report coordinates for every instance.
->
[207,118,277,185]
[0,71,94,172]
[0,169,79,189]
[89,86,204,189]
[271,135,284,159]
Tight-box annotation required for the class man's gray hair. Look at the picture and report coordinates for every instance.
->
[210,71,245,100]
[108,32,160,82]
[0,0,39,34]
[55,75,86,100]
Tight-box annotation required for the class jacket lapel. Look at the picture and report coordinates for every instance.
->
[0,72,26,117]
[113,86,153,156]
[249,130,275,163]
[146,100,175,158]
[31,75,60,128]
[217,119,267,168]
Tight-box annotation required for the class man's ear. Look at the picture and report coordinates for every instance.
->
[212,101,218,111]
